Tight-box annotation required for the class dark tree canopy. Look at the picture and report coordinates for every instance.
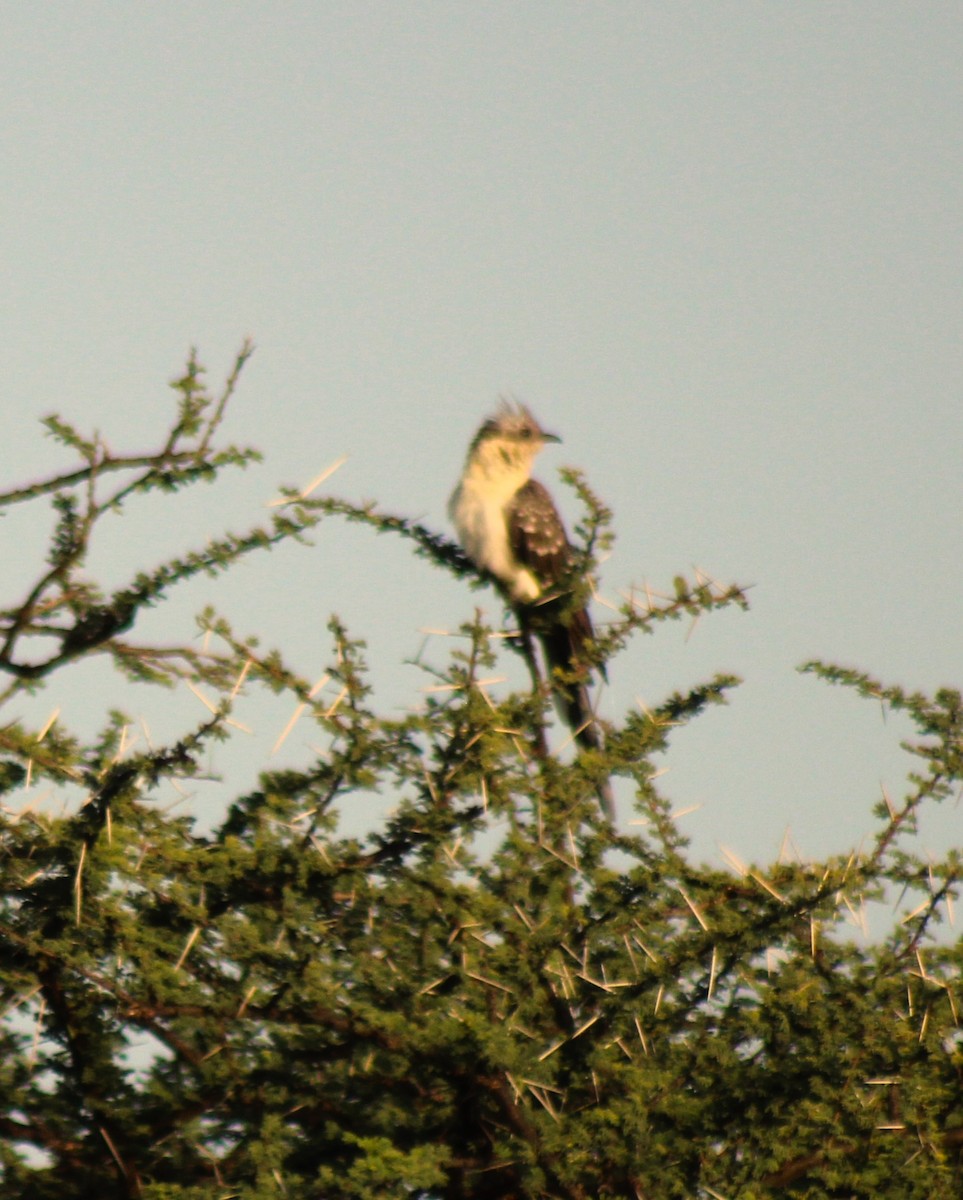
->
[0,350,960,1199]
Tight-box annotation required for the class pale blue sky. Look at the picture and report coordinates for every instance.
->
[2,4,960,869]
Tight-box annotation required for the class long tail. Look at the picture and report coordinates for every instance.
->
[534,607,614,820]
[538,618,600,746]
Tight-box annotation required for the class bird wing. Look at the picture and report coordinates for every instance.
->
[506,482,610,815]
[506,479,572,589]
[507,476,599,673]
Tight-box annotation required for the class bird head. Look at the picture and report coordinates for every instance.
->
[468,401,561,470]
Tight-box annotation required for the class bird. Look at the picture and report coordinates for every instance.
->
[449,402,610,813]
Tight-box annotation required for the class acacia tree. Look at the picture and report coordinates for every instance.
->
[0,350,960,1200]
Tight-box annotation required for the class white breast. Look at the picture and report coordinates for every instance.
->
[449,469,541,602]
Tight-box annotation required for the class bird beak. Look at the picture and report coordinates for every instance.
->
[541,430,562,445]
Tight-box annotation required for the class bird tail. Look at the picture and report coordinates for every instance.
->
[536,608,614,820]
[540,622,600,746]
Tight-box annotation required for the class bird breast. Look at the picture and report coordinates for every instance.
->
[449,470,541,603]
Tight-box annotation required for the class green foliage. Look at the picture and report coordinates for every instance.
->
[0,350,960,1198]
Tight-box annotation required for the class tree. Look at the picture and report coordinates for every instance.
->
[0,349,960,1199]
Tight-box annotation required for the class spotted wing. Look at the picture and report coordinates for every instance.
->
[508,475,599,687]
[506,479,572,589]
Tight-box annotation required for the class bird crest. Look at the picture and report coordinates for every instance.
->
[470,400,559,452]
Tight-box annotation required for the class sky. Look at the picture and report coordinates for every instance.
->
[2,3,961,874]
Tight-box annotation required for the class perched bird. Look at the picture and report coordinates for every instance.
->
[449,402,609,810]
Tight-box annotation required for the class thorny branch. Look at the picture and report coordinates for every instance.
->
[1,350,959,1197]
[0,343,267,690]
